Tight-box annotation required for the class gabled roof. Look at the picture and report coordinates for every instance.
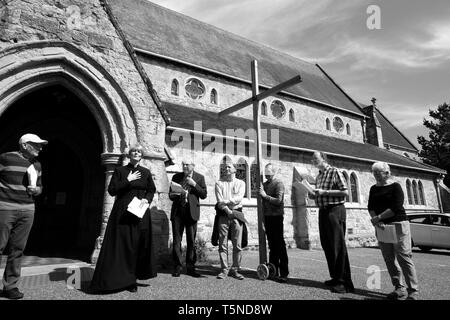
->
[164,103,443,174]
[359,102,418,151]
[107,0,365,117]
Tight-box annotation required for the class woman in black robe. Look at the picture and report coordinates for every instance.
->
[90,145,157,293]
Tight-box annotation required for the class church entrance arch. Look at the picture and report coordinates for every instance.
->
[0,84,105,260]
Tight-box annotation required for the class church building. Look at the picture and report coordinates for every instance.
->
[0,0,445,262]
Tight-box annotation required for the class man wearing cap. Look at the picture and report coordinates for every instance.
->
[0,133,47,299]
[169,158,207,278]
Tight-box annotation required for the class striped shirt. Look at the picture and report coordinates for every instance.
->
[0,151,42,211]
[315,165,347,208]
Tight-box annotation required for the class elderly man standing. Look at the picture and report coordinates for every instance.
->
[169,158,207,278]
[215,160,246,280]
[311,151,354,294]
[258,163,289,283]
[0,134,47,299]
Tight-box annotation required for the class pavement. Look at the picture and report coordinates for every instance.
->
[1,247,449,300]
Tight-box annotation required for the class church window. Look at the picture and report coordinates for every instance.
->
[346,123,351,135]
[343,171,350,202]
[333,117,344,132]
[406,179,413,204]
[350,173,359,203]
[261,102,267,116]
[289,109,295,122]
[210,88,217,104]
[418,181,425,205]
[412,180,419,205]
[185,78,205,100]
[326,118,331,130]
[171,79,179,96]
[250,161,258,198]
[403,152,410,158]
[235,158,248,198]
[270,100,286,119]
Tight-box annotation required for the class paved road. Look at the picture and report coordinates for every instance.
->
[1,247,449,300]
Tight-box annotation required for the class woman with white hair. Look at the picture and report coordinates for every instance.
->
[90,144,157,293]
[368,161,419,300]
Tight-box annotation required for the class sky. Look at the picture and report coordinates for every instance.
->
[148,0,450,149]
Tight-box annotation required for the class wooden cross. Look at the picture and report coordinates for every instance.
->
[218,60,302,267]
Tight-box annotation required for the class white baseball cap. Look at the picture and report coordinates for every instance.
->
[19,133,48,145]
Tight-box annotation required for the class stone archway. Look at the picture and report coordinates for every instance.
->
[0,42,139,262]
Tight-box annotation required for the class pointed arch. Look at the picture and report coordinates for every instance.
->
[261,101,267,116]
[346,123,351,135]
[210,88,217,104]
[326,118,331,130]
[350,172,359,203]
[406,179,413,204]
[171,79,179,96]
[289,109,295,122]
[418,180,425,205]
[412,180,419,204]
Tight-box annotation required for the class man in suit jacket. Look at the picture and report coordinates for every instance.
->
[169,159,207,277]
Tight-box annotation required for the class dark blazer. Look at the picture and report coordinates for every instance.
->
[169,171,207,221]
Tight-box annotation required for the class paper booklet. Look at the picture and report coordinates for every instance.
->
[375,224,398,243]
[170,181,185,194]
[127,197,149,218]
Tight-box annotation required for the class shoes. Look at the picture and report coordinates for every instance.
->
[228,270,244,280]
[172,266,182,277]
[126,284,137,293]
[331,284,348,294]
[324,279,339,286]
[216,271,227,279]
[187,269,201,278]
[406,291,419,300]
[276,276,288,283]
[2,288,24,300]
[386,287,407,300]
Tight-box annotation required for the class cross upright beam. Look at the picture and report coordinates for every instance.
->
[218,60,302,267]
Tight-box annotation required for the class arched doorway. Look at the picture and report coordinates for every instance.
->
[0,84,105,261]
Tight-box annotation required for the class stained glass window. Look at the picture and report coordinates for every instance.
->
[333,117,344,132]
[185,78,205,100]
[346,123,351,135]
[289,109,295,122]
[412,180,418,204]
[261,102,267,116]
[210,89,217,104]
[270,100,285,119]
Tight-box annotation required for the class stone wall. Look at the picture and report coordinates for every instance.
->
[0,0,171,259]
[140,56,366,144]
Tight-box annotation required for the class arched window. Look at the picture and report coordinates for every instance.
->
[185,78,205,100]
[346,123,351,135]
[261,102,267,116]
[406,179,413,204]
[210,88,217,104]
[219,156,233,180]
[250,162,258,198]
[171,79,179,96]
[270,100,286,119]
[412,180,419,205]
[350,173,359,203]
[343,171,350,202]
[326,118,331,130]
[418,181,425,205]
[235,158,248,198]
[289,109,295,122]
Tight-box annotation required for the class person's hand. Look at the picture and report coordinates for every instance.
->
[185,177,196,187]
[140,199,149,206]
[127,171,141,182]
[314,189,327,196]
[226,208,234,219]
[258,187,267,198]
[27,186,40,196]
[375,222,385,229]
[371,215,381,226]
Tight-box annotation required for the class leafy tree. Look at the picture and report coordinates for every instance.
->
[417,102,450,187]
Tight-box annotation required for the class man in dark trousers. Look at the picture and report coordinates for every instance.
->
[169,158,207,277]
[258,163,289,283]
[0,133,47,299]
[310,151,354,293]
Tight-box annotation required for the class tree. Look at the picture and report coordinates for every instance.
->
[417,102,450,187]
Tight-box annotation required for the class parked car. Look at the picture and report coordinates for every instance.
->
[407,213,450,252]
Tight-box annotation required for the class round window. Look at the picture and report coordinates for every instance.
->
[333,117,344,132]
[270,100,286,119]
[185,78,205,100]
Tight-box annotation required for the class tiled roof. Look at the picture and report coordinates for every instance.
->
[164,102,443,174]
[108,0,365,117]
[375,108,418,151]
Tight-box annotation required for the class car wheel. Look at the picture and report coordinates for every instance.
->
[418,246,432,252]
